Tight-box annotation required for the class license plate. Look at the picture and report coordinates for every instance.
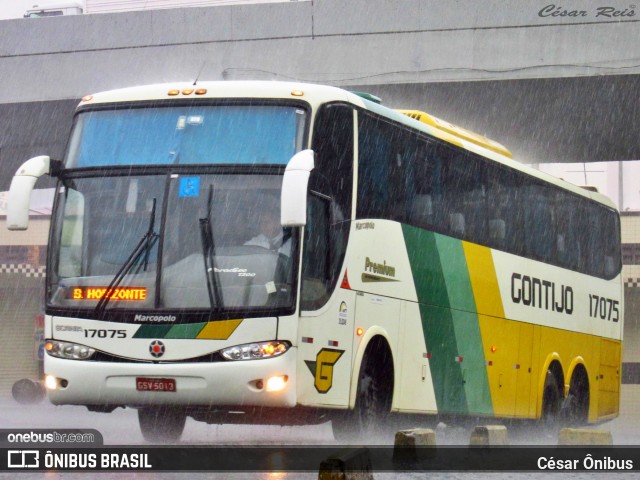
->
[136,377,176,392]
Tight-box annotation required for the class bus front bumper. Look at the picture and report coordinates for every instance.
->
[44,349,297,408]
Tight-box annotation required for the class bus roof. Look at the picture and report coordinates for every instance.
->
[397,109,513,159]
[78,81,617,210]
[78,81,356,109]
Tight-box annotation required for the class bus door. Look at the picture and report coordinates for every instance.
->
[297,190,355,407]
[298,293,356,408]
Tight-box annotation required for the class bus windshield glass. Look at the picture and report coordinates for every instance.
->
[48,173,298,314]
[66,104,307,168]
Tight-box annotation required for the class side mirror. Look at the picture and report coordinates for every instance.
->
[281,149,314,227]
[7,155,51,230]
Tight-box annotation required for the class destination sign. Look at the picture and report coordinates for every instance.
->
[69,287,147,301]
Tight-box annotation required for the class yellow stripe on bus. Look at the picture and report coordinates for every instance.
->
[462,242,514,416]
[462,242,504,319]
[196,319,243,340]
[464,242,537,417]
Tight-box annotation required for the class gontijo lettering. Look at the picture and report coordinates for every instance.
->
[511,272,573,314]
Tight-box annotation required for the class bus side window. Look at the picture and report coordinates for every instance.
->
[409,194,433,226]
[313,104,353,218]
[603,211,622,277]
[406,138,443,230]
[301,103,354,311]
[489,219,506,245]
[485,165,523,255]
[555,196,581,271]
[438,148,486,240]
[579,201,621,278]
[357,115,390,219]
[522,183,555,262]
[301,193,332,308]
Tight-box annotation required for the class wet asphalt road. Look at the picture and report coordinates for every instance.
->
[1,384,639,479]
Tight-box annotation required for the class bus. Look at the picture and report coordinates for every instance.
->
[7,81,622,442]
[24,2,83,17]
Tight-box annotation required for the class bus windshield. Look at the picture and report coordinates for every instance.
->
[66,104,307,168]
[48,173,298,315]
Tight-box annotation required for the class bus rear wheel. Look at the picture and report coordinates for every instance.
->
[539,370,562,435]
[560,368,589,426]
[138,407,186,443]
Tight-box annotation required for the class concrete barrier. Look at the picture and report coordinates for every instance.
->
[318,448,373,480]
[558,428,613,445]
[469,425,509,446]
[393,428,436,463]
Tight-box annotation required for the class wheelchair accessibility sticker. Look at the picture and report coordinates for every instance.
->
[178,177,200,197]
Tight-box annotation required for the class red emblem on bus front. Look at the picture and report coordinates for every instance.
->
[149,340,165,358]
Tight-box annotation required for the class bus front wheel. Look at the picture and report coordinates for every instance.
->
[138,407,186,443]
[332,349,393,442]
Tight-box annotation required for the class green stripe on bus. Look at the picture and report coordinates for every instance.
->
[435,235,493,415]
[402,225,468,414]
[166,323,207,339]
[133,323,208,339]
[403,226,493,415]
[133,324,173,338]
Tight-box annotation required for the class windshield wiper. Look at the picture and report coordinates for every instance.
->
[199,185,223,308]
[95,199,158,314]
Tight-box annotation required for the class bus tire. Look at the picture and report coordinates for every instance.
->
[539,370,562,433]
[332,346,393,442]
[138,407,186,443]
[560,368,589,426]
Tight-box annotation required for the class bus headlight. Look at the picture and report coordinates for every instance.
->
[221,341,290,361]
[45,340,95,360]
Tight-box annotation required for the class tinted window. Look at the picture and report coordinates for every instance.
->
[355,110,621,279]
[301,104,354,310]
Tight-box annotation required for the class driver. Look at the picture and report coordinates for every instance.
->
[244,195,291,256]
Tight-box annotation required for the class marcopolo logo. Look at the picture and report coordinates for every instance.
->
[7,450,39,468]
[133,314,176,323]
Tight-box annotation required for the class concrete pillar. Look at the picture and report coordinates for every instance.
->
[469,425,509,446]
[393,428,436,463]
[318,448,373,480]
[558,428,613,445]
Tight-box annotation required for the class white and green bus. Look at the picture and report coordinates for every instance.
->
[8,81,622,441]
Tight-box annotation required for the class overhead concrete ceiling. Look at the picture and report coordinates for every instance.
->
[1,74,638,192]
[357,74,640,164]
